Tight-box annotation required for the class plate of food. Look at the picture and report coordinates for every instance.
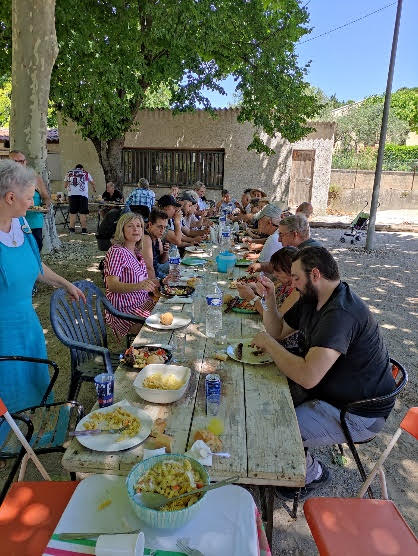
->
[230,275,259,289]
[235,258,252,267]
[122,345,172,369]
[224,297,258,314]
[185,245,206,254]
[160,284,195,298]
[74,403,153,452]
[181,257,206,266]
[28,205,48,213]
[145,312,191,330]
[227,341,273,365]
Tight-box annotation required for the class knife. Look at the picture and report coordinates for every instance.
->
[69,427,126,437]
[56,529,139,540]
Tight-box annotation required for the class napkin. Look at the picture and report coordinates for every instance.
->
[162,296,193,304]
[143,447,166,460]
[185,440,212,466]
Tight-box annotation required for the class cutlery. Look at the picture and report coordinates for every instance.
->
[176,538,205,556]
[259,272,268,311]
[69,427,126,437]
[56,529,139,540]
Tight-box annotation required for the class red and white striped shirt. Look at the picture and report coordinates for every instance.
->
[103,244,155,337]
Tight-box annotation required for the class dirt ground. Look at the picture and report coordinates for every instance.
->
[1,219,417,555]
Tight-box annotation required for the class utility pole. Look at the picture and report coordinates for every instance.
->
[365,0,403,251]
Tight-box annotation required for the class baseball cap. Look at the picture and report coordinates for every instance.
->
[178,191,197,203]
[158,194,181,208]
[254,203,282,222]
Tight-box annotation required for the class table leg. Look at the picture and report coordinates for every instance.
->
[259,486,274,547]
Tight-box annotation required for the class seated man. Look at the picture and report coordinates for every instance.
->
[252,247,396,500]
[143,209,170,278]
[124,177,155,213]
[157,194,200,249]
[216,189,238,215]
[296,201,313,219]
[178,192,208,240]
[246,204,282,262]
[102,181,123,203]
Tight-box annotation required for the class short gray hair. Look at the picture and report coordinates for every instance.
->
[184,189,200,203]
[280,213,310,237]
[138,178,149,189]
[0,160,36,199]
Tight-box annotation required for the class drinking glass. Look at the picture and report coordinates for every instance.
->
[173,332,186,362]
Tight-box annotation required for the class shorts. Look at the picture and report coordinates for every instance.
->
[69,195,89,214]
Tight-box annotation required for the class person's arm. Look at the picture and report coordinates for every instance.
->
[88,174,96,193]
[254,275,296,339]
[141,235,156,279]
[36,175,51,208]
[251,333,341,389]
[38,263,86,301]
[105,275,158,294]
[247,261,273,274]
[160,240,169,263]
[236,284,263,315]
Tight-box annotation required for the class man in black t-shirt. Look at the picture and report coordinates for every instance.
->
[252,247,395,500]
[102,182,123,203]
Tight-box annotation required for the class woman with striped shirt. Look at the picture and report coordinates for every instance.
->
[103,213,159,338]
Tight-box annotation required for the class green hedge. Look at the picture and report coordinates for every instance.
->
[332,145,418,171]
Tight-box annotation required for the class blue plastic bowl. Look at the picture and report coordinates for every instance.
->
[126,454,210,529]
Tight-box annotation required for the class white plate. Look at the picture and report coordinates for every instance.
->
[145,312,191,330]
[75,403,153,452]
[133,364,191,403]
[227,342,273,365]
[185,246,205,253]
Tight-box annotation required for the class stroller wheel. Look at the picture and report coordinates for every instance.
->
[340,237,346,243]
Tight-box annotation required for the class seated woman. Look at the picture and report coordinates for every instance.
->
[103,213,159,338]
[142,209,170,279]
[237,246,301,353]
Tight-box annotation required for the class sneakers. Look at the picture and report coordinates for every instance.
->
[275,461,331,501]
[81,228,88,235]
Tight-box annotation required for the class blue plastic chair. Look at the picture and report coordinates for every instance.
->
[50,280,145,400]
[0,355,83,502]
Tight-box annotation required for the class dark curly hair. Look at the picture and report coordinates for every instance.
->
[270,246,298,275]
[292,246,340,281]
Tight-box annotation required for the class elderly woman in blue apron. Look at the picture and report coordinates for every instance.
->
[0,161,85,449]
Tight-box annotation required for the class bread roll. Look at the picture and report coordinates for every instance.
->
[160,312,174,325]
[193,429,223,452]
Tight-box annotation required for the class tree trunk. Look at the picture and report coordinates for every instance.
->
[91,137,125,186]
[10,0,61,253]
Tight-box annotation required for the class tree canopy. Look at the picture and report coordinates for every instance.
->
[363,87,418,133]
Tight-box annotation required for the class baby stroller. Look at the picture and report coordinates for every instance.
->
[340,202,369,244]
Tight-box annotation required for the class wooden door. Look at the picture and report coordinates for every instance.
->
[288,150,315,207]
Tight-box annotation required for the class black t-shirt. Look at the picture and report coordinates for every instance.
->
[102,189,123,202]
[283,282,395,417]
[298,238,322,248]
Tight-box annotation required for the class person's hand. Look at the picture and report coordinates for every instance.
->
[139,279,159,293]
[66,283,86,303]
[251,331,272,352]
[247,262,261,274]
[174,208,182,222]
[255,274,275,298]
[236,284,257,301]
[162,241,170,254]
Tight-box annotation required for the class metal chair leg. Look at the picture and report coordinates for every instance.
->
[341,415,373,498]
[265,487,274,546]
[18,453,29,481]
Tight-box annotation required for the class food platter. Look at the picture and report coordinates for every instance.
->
[160,284,195,298]
[230,275,259,289]
[122,345,172,369]
[235,259,252,267]
[224,297,258,314]
[28,206,48,213]
[75,403,153,452]
[227,341,273,365]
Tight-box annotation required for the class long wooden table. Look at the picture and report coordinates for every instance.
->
[62,264,305,541]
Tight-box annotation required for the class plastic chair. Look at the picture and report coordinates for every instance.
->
[0,356,83,503]
[0,397,80,555]
[337,358,407,499]
[304,407,418,555]
[50,280,145,399]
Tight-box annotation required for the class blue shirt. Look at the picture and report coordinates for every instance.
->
[125,188,155,211]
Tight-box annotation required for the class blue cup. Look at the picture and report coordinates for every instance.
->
[94,373,114,407]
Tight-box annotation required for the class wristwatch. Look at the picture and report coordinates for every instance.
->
[248,295,260,307]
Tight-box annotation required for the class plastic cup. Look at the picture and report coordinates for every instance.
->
[173,332,186,362]
[95,532,144,556]
[94,373,114,408]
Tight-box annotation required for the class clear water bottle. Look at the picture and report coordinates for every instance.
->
[205,283,223,338]
[168,244,181,283]
[220,226,231,251]
[205,373,221,416]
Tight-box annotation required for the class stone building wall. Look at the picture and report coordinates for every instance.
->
[58,110,335,208]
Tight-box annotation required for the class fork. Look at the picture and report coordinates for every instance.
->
[259,272,268,311]
[176,538,205,556]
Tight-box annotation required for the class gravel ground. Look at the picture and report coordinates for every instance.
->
[1,222,417,555]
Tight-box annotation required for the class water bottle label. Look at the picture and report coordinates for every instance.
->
[206,296,222,307]
[169,257,180,265]
[221,231,230,237]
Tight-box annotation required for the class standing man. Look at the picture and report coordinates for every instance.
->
[64,163,96,234]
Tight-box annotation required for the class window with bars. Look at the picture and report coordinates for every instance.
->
[122,148,224,188]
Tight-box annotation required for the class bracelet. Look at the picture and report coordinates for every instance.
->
[249,295,260,307]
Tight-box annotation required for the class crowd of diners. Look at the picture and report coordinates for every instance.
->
[0,160,397,505]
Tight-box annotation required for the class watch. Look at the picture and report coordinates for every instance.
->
[248,295,260,307]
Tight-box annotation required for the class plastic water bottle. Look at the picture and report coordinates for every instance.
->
[220,226,231,251]
[168,244,181,283]
[205,374,221,416]
[205,283,223,338]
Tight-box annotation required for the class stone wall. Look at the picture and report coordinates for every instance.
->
[58,110,335,208]
[330,169,417,211]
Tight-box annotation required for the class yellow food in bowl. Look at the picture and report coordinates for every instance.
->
[143,373,183,390]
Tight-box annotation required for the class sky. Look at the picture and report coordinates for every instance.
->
[203,0,418,107]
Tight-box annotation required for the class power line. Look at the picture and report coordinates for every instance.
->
[299,1,397,45]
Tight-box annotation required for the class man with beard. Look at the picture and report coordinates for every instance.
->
[252,246,395,500]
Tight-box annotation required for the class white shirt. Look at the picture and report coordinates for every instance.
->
[258,230,282,263]
[0,217,26,247]
[65,168,93,198]
[197,197,208,211]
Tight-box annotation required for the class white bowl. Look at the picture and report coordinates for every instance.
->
[133,364,191,403]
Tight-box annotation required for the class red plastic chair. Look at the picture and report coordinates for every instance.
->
[304,407,418,555]
[0,398,80,555]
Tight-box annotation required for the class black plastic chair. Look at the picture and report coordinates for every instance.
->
[50,280,145,400]
[0,356,83,502]
[280,358,408,518]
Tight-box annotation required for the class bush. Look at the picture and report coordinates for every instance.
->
[382,144,418,171]
[332,148,377,170]
[333,145,418,171]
